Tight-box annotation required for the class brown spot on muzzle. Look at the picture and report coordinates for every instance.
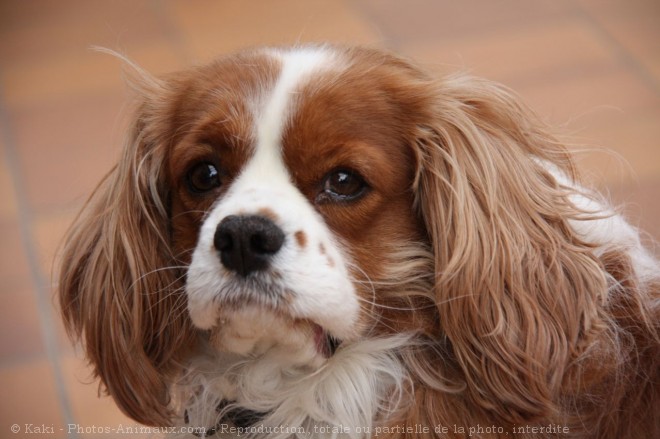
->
[294,230,307,248]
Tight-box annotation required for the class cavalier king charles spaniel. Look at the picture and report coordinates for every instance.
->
[59,45,659,438]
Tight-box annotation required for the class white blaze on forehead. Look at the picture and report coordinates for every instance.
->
[244,47,336,182]
[261,48,333,152]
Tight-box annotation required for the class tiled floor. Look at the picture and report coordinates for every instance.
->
[0,0,658,437]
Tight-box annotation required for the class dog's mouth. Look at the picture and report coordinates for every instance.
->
[205,303,344,361]
[313,324,342,358]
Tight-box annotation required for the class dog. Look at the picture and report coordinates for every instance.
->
[58,45,659,438]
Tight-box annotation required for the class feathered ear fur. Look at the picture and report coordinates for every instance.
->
[412,75,612,424]
[57,61,194,426]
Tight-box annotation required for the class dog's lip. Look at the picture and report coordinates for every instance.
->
[312,324,342,358]
[204,301,344,358]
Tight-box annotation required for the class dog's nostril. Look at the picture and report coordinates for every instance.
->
[250,232,282,254]
[214,215,285,276]
[214,230,234,252]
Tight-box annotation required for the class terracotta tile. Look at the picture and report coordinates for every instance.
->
[578,0,660,80]
[2,42,185,109]
[0,220,32,294]
[0,359,65,438]
[2,53,124,110]
[167,0,382,61]
[0,287,45,361]
[0,141,19,221]
[569,108,660,186]
[36,269,77,355]
[606,175,660,246]
[402,17,618,85]
[357,0,573,44]
[0,0,169,66]
[61,355,150,438]
[516,65,658,126]
[516,70,659,188]
[36,209,81,354]
[9,92,126,212]
[52,291,77,355]
[32,209,78,281]
[514,66,659,189]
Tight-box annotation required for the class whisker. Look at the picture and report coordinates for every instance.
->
[130,265,188,294]
[172,209,210,221]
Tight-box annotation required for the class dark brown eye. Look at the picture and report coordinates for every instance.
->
[187,162,221,194]
[320,169,368,202]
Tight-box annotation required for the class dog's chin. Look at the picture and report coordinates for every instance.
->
[205,304,342,369]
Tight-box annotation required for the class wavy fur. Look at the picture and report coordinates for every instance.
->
[58,45,659,438]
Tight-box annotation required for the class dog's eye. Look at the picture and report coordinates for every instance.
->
[187,162,221,194]
[319,169,368,202]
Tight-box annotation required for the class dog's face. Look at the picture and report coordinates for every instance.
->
[60,45,632,431]
[168,47,431,363]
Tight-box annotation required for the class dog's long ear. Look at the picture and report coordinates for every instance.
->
[58,64,193,426]
[412,75,608,423]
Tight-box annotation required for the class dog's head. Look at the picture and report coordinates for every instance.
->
[59,45,608,427]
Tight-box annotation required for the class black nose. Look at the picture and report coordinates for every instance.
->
[214,215,285,277]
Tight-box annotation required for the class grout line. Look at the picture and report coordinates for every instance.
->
[0,350,70,369]
[342,0,394,49]
[0,83,78,436]
[575,4,660,93]
[351,1,573,52]
[151,0,194,64]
